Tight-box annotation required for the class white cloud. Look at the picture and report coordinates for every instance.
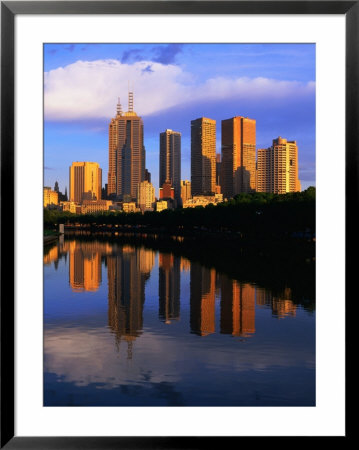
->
[44,59,315,121]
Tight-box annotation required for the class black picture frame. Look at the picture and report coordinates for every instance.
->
[1,1,353,447]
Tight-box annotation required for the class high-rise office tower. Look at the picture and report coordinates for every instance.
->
[221,116,256,198]
[159,129,181,202]
[69,162,102,203]
[191,117,216,195]
[256,137,301,194]
[108,93,146,200]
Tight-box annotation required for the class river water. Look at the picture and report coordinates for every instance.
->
[44,235,315,406]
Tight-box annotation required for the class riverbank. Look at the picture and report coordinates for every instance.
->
[61,223,315,242]
[44,235,58,245]
[44,229,60,245]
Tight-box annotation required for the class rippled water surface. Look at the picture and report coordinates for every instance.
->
[44,236,315,406]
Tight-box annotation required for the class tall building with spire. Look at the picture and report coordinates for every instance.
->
[108,92,146,200]
[191,117,216,196]
[159,129,181,202]
[221,116,256,198]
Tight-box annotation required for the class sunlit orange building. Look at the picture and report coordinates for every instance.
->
[191,117,216,195]
[221,116,256,198]
[69,162,102,203]
[43,186,59,207]
[180,180,191,206]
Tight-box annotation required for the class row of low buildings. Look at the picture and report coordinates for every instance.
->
[44,178,222,213]
[45,93,302,213]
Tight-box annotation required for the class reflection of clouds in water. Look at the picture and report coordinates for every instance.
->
[44,326,314,390]
[44,327,181,389]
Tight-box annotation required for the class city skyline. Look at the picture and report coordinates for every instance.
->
[44,43,315,195]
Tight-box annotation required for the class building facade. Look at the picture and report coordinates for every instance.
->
[191,117,216,196]
[108,93,146,200]
[137,180,155,211]
[180,180,191,206]
[159,181,175,200]
[182,193,223,208]
[256,137,301,194]
[122,202,138,213]
[221,116,256,199]
[44,187,59,207]
[159,129,181,202]
[155,200,168,212]
[69,162,102,203]
[81,200,113,214]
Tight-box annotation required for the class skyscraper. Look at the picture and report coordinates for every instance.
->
[191,117,216,195]
[256,137,301,194]
[221,116,256,198]
[69,162,102,203]
[159,129,181,202]
[108,93,146,200]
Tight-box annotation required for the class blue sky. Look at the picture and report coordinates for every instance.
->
[44,43,315,195]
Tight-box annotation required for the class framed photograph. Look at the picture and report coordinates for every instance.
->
[1,1,353,447]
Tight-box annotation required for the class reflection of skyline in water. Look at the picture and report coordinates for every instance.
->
[44,239,299,344]
[44,238,315,406]
[107,245,154,357]
[159,253,180,324]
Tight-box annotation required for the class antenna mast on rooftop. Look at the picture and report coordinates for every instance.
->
[116,97,123,116]
[128,81,134,112]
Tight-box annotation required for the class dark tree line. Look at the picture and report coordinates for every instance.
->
[44,187,315,240]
